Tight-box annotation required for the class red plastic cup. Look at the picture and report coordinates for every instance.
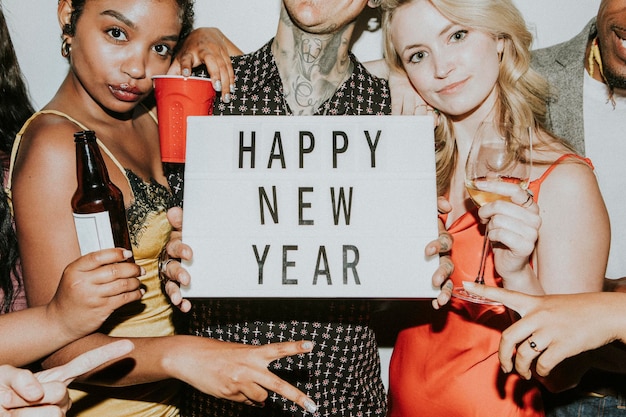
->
[152,75,215,163]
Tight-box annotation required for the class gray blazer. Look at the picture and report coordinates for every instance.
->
[531,18,596,155]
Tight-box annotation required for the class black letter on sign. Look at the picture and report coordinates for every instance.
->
[331,187,353,225]
[299,131,315,168]
[253,245,270,284]
[313,246,331,285]
[332,131,348,168]
[268,131,286,169]
[282,245,298,285]
[259,186,279,224]
[239,131,256,168]
[364,130,381,168]
[343,245,361,285]
[299,187,314,225]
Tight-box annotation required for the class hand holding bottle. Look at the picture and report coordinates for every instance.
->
[47,248,144,340]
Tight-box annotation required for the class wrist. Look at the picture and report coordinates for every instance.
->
[44,302,83,343]
[500,264,543,295]
[159,335,191,382]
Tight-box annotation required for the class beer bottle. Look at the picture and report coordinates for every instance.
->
[71,130,134,261]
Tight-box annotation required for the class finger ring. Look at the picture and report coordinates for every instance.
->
[158,259,175,285]
[521,191,534,208]
[160,258,175,274]
[528,339,541,352]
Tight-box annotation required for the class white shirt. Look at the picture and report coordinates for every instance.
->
[583,71,626,279]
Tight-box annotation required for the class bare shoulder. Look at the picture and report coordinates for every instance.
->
[534,148,605,223]
[532,130,595,191]
[540,155,598,197]
[547,153,596,183]
[14,112,82,168]
[11,111,83,194]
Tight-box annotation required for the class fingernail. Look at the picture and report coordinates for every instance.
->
[123,249,133,258]
[473,181,485,190]
[182,68,191,77]
[223,93,231,103]
[22,383,42,399]
[213,80,222,92]
[140,267,146,276]
[304,399,318,413]
[301,341,313,350]
[425,246,437,256]
[462,281,476,290]
[229,84,236,94]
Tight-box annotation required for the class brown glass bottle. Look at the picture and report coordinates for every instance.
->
[71,130,134,261]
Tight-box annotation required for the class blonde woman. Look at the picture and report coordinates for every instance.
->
[380,0,609,415]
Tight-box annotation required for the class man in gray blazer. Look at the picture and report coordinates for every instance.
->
[531,0,626,415]
[531,20,595,156]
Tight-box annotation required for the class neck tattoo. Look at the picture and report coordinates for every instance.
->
[277,32,353,115]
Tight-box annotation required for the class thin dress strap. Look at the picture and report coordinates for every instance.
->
[7,110,131,192]
[528,153,593,199]
[141,102,158,124]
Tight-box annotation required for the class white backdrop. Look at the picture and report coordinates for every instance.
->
[4,0,600,109]
[2,0,602,391]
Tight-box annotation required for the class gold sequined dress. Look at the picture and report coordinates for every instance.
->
[8,110,179,417]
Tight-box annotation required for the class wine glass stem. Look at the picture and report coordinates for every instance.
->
[475,232,490,285]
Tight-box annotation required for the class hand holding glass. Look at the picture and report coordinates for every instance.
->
[452,122,532,305]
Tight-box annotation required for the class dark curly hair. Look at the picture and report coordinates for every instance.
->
[0,5,34,313]
[61,0,196,55]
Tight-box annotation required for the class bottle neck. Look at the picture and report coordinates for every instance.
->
[75,137,111,189]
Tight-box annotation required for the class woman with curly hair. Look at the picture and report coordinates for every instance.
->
[7,1,317,416]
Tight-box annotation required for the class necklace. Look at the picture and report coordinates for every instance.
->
[588,37,616,108]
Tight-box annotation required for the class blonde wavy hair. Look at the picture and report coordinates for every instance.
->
[381,0,572,196]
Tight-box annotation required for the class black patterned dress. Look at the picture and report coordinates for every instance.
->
[172,40,391,417]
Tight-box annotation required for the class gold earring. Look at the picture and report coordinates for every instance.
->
[61,38,71,58]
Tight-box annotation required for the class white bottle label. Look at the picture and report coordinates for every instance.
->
[73,211,115,255]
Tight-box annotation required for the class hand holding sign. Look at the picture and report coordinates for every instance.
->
[161,206,193,312]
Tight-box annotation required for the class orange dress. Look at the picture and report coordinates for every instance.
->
[388,155,590,417]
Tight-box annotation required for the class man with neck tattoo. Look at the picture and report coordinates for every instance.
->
[170,1,392,416]
[214,2,390,117]
[528,0,626,415]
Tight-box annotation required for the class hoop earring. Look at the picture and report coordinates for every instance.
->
[61,38,71,58]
